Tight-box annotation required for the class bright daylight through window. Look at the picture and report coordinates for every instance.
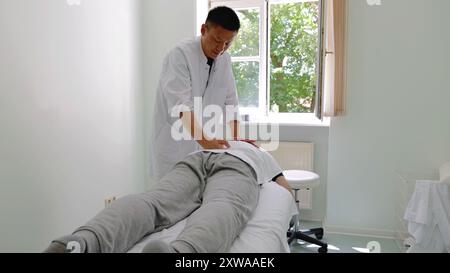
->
[211,0,323,124]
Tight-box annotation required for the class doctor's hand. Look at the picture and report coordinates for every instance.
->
[198,138,230,149]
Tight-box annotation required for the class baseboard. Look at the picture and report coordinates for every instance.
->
[324,224,397,239]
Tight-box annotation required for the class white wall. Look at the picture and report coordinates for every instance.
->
[327,0,450,235]
[0,0,145,252]
[142,0,198,187]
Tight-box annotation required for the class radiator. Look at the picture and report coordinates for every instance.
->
[266,142,314,210]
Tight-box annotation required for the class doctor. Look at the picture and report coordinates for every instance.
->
[149,6,242,180]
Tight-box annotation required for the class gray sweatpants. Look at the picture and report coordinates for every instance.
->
[74,152,259,253]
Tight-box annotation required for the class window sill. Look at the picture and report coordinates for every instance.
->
[243,113,330,127]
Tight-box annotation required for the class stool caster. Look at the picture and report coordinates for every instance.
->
[315,231,324,240]
[318,247,328,253]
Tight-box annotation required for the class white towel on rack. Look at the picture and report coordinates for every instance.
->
[404,180,450,253]
[404,181,432,225]
[431,184,450,251]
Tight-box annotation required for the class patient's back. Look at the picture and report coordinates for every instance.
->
[203,141,282,185]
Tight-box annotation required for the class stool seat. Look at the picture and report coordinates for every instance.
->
[284,170,320,189]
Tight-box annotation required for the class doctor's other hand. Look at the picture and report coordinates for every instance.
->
[198,139,230,149]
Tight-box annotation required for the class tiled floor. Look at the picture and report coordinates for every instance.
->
[290,221,403,254]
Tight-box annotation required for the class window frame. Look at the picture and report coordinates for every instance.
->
[210,0,325,123]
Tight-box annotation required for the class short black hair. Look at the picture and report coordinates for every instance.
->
[206,6,240,32]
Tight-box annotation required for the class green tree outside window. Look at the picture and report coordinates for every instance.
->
[229,1,319,114]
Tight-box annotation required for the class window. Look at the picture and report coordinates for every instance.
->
[210,0,324,123]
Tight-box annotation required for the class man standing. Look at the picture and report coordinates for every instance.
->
[149,6,242,180]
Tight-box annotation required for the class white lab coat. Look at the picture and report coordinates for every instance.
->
[149,37,240,181]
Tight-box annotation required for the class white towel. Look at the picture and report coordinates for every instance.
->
[404,180,450,253]
[404,181,432,225]
[431,183,450,251]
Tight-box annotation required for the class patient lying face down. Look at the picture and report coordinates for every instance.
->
[43,141,292,253]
